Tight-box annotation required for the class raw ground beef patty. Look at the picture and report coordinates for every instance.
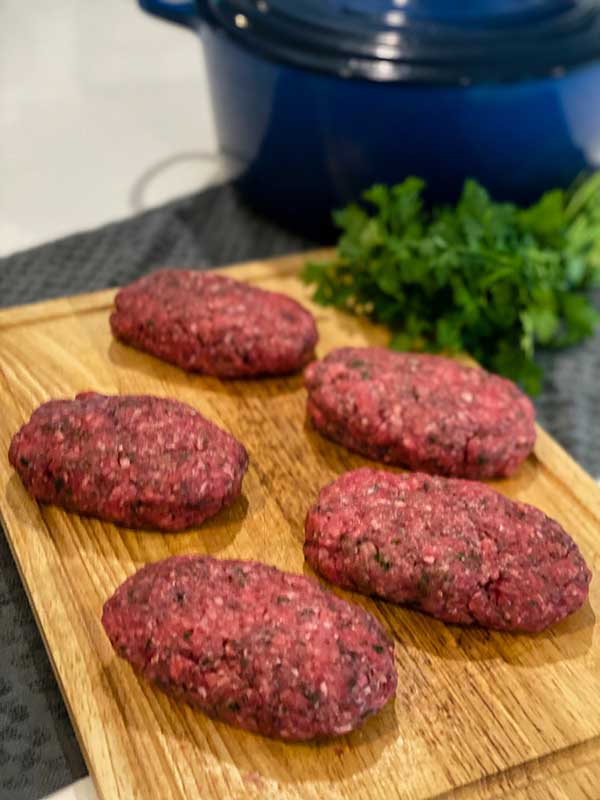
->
[102,555,397,740]
[9,393,248,531]
[110,269,318,377]
[304,468,591,632]
[304,347,536,479]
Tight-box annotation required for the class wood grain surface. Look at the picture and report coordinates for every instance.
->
[0,251,599,800]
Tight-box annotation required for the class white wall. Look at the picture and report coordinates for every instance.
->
[0,0,228,256]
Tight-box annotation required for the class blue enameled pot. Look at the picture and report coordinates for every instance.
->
[139,0,600,239]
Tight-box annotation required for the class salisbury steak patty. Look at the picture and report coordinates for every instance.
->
[9,393,248,531]
[102,555,397,739]
[110,269,318,377]
[304,348,535,479]
[305,468,591,632]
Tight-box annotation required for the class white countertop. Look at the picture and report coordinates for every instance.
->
[0,0,229,258]
[43,779,97,800]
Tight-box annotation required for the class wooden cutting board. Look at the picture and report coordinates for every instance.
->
[0,251,599,800]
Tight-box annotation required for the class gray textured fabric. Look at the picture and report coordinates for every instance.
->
[0,530,86,800]
[535,322,600,479]
[0,184,311,308]
[0,182,598,800]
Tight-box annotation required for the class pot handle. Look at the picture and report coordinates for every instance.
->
[138,0,207,29]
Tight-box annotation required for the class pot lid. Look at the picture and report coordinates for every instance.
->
[205,0,600,84]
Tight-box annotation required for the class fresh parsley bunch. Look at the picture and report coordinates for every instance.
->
[302,175,600,394]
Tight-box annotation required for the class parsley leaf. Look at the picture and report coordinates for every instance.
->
[301,175,600,394]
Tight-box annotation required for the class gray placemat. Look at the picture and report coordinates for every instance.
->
[0,184,311,308]
[0,182,598,800]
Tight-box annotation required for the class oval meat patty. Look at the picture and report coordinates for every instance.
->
[9,393,248,531]
[304,468,591,632]
[102,555,397,740]
[304,347,535,479]
[110,269,318,377]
